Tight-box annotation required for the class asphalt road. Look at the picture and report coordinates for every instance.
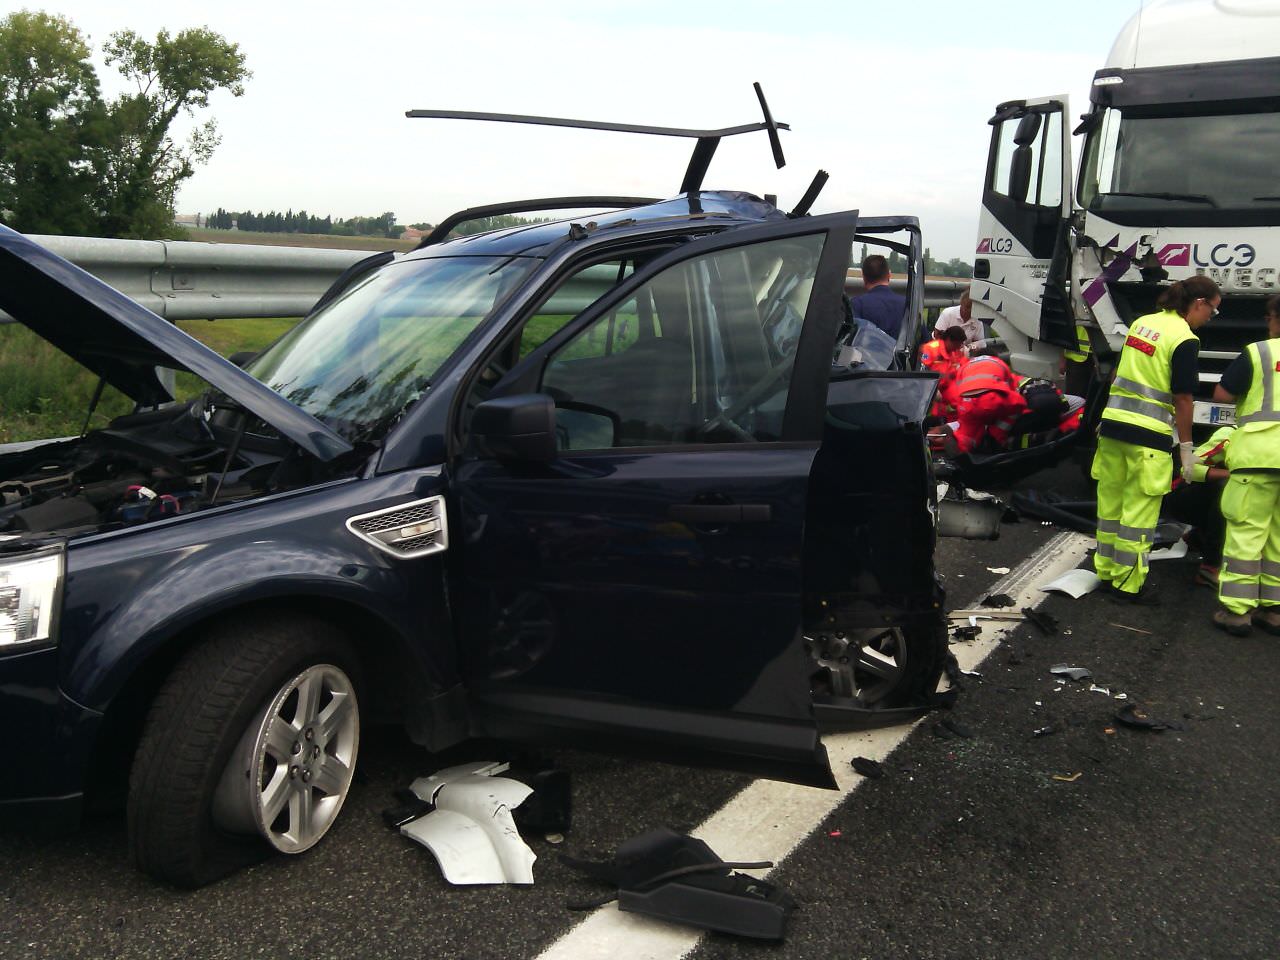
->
[2,464,1277,960]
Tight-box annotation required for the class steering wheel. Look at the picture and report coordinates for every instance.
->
[695,353,797,441]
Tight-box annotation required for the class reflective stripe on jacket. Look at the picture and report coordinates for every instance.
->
[1101,309,1197,439]
[1064,323,1092,363]
[956,354,1017,397]
[1226,337,1280,471]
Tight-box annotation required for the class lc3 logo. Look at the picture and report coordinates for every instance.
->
[977,237,1014,254]
[1160,243,1257,268]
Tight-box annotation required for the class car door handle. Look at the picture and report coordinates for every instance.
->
[668,504,772,523]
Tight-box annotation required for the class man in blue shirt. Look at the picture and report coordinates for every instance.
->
[851,254,906,340]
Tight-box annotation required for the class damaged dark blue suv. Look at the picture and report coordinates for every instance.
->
[0,100,947,887]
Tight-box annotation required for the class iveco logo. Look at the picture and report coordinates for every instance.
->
[977,237,1014,254]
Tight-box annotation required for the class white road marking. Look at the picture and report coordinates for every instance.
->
[535,530,1094,960]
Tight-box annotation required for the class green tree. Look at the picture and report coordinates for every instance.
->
[0,11,105,234]
[96,28,250,238]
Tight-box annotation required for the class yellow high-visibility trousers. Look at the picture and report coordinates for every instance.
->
[1218,472,1280,615]
[1092,435,1170,593]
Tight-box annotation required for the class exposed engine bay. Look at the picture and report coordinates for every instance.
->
[0,398,354,547]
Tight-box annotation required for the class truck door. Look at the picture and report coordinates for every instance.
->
[450,213,860,789]
[972,96,1074,354]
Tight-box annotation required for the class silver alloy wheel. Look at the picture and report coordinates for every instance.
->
[807,626,907,705]
[213,663,359,853]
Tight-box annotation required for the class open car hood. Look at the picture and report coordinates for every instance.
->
[0,226,352,462]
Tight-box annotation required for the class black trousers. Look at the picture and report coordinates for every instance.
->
[1163,481,1227,566]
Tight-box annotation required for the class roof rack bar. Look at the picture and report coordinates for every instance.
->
[408,84,789,195]
[417,196,661,248]
[680,138,721,195]
[405,109,787,141]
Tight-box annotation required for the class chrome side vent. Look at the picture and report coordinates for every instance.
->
[346,496,449,559]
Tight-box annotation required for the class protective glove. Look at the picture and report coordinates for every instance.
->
[1179,441,1196,482]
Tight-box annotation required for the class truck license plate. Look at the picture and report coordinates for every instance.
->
[1193,401,1236,426]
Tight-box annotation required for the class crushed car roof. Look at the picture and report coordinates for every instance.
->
[403,192,788,260]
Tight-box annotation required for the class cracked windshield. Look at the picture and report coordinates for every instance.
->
[246,256,535,442]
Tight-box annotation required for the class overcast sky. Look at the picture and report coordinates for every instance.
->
[25,0,1142,259]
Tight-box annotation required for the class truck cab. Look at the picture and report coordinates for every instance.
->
[971,0,1280,432]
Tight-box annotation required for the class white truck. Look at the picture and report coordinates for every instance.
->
[970,0,1280,431]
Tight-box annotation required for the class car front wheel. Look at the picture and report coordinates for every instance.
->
[128,616,361,888]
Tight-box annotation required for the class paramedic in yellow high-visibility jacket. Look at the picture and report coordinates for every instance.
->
[1210,294,1280,637]
[1093,276,1220,604]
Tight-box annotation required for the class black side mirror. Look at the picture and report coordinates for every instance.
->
[1013,112,1042,146]
[473,393,557,462]
[1009,145,1034,204]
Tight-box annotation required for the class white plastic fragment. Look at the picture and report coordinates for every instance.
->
[987,566,1011,575]
[401,762,537,886]
[410,761,511,802]
[1089,684,1112,696]
[1050,663,1092,681]
[1039,569,1101,599]
[1114,692,1128,700]
[1148,540,1188,561]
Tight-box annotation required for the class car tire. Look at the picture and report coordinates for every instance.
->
[128,615,361,888]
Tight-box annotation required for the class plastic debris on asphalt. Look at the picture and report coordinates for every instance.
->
[560,828,793,941]
[1115,703,1186,732]
[851,757,884,779]
[389,759,572,886]
[1148,540,1189,562]
[1050,663,1093,682]
[1022,606,1059,635]
[981,593,1016,607]
[1033,724,1059,738]
[1051,772,1083,782]
[1089,684,1112,696]
[1039,568,1101,598]
[986,566,1011,575]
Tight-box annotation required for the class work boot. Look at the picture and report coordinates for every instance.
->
[1251,607,1280,637]
[1212,608,1253,638]
[1103,582,1160,606]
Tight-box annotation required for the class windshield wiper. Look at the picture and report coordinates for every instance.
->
[1102,191,1217,207]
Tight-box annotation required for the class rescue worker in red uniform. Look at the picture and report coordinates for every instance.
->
[947,353,1028,454]
[1093,276,1219,603]
[1209,294,1280,636]
[919,326,967,420]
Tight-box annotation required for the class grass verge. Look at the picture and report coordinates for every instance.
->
[0,318,299,443]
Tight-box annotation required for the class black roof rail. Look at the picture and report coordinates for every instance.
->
[407,82,788,196]
[416,196,660,249]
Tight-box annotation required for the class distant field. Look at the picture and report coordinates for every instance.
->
[185,227,417,253]
[0,317,300,443]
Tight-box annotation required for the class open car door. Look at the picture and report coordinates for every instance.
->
[450,212,860,789]
[971,96,1075,360]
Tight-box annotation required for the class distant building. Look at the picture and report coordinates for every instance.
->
[400,226,430,241]
[174,213,204,228]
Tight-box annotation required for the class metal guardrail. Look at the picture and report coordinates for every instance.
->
[1,234,966,322]
[19,234,371,321]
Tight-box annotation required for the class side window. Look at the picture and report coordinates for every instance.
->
[989,108,1061,207]
[518,260,637,357]
[542,233,826,449]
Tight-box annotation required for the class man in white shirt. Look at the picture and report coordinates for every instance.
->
[934,291,984,345]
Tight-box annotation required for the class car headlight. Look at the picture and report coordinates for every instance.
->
[0,547,64,649]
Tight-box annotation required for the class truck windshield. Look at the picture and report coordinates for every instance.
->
[1079,106,1280,219]
[247,255,536,444]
